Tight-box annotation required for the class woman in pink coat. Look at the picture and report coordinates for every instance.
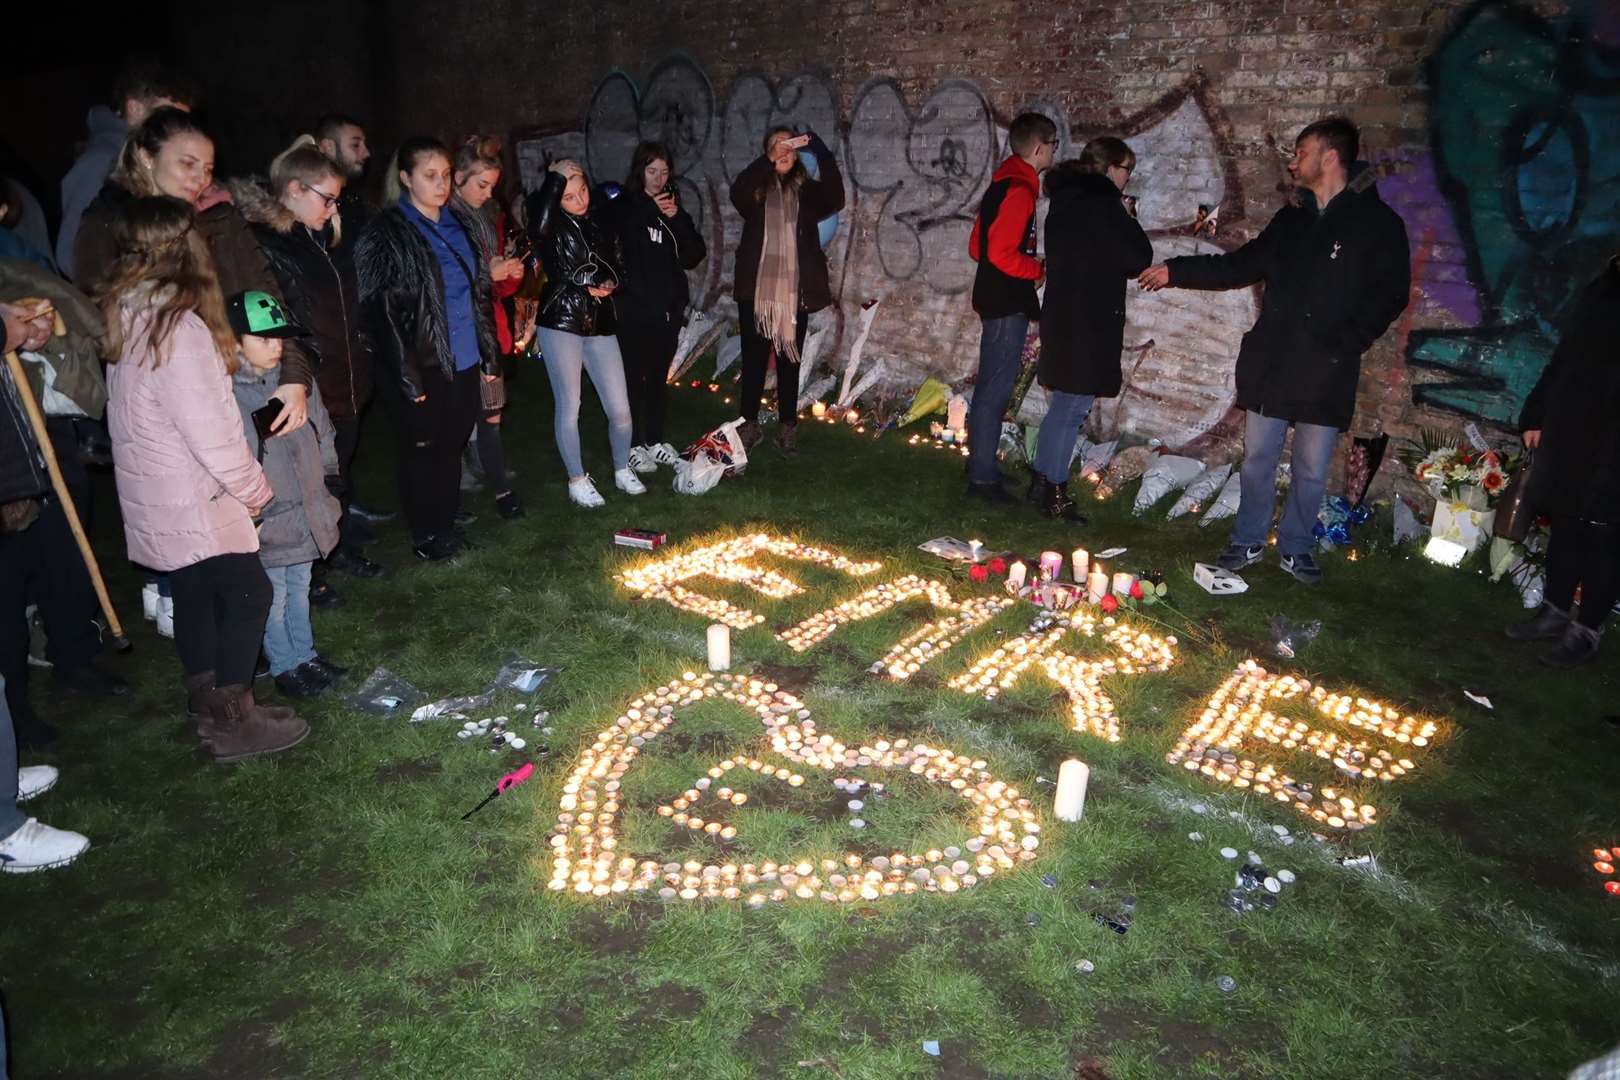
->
[100,195,309,763]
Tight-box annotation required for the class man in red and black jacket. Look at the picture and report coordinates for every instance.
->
[965,113,1057,502]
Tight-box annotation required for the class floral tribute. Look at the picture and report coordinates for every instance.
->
[1410,444,1511,502]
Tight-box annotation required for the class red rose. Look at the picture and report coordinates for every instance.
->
[988,557,1007,574]
[1129,580,1144,600]
[1482,470,1505,493]
[969,564,989,582]
[1100,594,1119,613]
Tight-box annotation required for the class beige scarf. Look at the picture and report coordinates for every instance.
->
[752,177,800,361]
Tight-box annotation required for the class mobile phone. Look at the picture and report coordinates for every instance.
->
[252,398,285,442]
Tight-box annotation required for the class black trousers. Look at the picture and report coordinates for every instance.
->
[330,414,366,549]
[168,552,271,687]
[736,299,806,425]
[397,366,481,544]
[617,319,680,445]
[1545,517,1620,630]
[0,494,102,726]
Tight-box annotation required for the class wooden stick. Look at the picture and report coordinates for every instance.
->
[3,349,127,648]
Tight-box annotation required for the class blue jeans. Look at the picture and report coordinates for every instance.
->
[538,328,633,480]
[0,676,24,842]
[1033,390,1095,484]
[261,562,315,677]
[1232,410,1338,556]
[966,313,1029,485]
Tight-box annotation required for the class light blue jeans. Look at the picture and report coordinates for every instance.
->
[538,328,633,480]
[1232,410,1338,557]
[262,562,316,677]
[966,313,1030,485]
[1033,390,1096,484]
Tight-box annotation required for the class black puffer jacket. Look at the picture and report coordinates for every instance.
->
[730,132,844,315]
[1038,168,1153,397]
[1519,257,1620,521]
[526,172,623,337]
[232,179,373,420]
[600,188,706,329]
[1166,163,1410,430]
[353,204,501,399]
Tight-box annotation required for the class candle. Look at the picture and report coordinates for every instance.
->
[947,395,968,433]
[969,539,984,563]
[811,401,827,418]
[1008,561,1028,589]
[1112,571,1135,597]
[1054,759,1090,822]
[706,624,731,671]
[1071,548,1088,582]
[1087,568,1107,604]
[1039,551,1063,581]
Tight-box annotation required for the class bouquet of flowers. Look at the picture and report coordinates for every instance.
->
[1407,442,1512,503]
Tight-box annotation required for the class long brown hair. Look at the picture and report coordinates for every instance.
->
[110,107,211,197]
[755,126,808,203]
[97,195,239,372]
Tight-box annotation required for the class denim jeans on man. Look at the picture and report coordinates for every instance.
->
[262,562,316,677]
[1033,390,1095,484]
[1232,410,1338,556]
[966,313,1029,486]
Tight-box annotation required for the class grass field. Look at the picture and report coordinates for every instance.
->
[4,373,1618,1080]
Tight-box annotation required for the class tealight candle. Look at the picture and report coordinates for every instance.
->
[1008,561,1028,589]
[1071,548,1088,581]
[1112,571,1134,597]
[1039,551,1063,581]
[706,624,731,671]
[811,401,827,418]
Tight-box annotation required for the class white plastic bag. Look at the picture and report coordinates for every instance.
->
[1168,463,1233,520]
[673,418,749,495]
[673,455,726,495]
[1197,470,1243,526]
[1133,455,1204,515]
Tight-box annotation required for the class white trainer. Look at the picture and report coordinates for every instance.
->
[567,475,606,508]
[652,442,680,466]
[156,595,174,639]
[627,446,658,474]
[18,765,58,802]
[141,582,160,621]
[614,468,647,495]
[0,818,90,873]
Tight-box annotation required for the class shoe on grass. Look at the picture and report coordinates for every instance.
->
[1538,621,1601,669]
[18,765,58,802]
[327,548,386,579]
[309,579,342,608]
[274,664,329,699]
[736,420,764,450]
[0,818,89,873]
[614,468,647,495]
[775,424,798,457]
[156,595,174,638]
[568,475,606,508]
[628,445,658,474]
[348,503,396,524]
[1216,544,1265,572]
[141,582,160,621]
[453,508,478,528]
[495,491,526,520]
[413,534,462,561]
[1279,551,1323,585]
[54,660,129,698]
[201,686,308,764]
[309,655,348,683]
[652,442,680,466]
[1505,602,1572,642]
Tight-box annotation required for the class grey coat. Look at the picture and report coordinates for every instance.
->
[231,362,341,568]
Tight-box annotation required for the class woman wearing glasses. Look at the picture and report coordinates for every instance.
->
[234,136,381,578]
[1030,137,1152,523]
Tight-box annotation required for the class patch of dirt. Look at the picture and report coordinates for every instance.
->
[576,911,649,957]
[409,961,493,999]
[817,928,924,998]
[261,994,312,1025]
[737,1007,796,1063]
[279,918,328,950]
[203,1017,293,1078]
[373,758,442,784]
[998,982,1060,1032]
[628,982,705,1026]
[929,1042,995,1079]
[1082,1006,1268,1077]
[751,661,821,693]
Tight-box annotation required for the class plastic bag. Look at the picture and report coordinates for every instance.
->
[1133,455,1204,515]
[674,418,749,495]
[346,667,427,716]
[1076,437,1118,478]
[673,454,727,495]
[1199,471,1243,526]
[1269,615,1322,659]
[1392,498,1423,545]
[409,657,560,721]
[1168,463,1233,519]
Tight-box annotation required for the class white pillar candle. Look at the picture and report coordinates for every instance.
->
[968,539,984,562]
[706,624,731,671]
[947,395,968,433]
[1055,759,1090,822]
[1112,571,1135,597]
[1086,568,1108,603]
[1008,561,1028,589]
[1071,548,1088,582]
[811,401,827,418]
[1039,551,1063,581]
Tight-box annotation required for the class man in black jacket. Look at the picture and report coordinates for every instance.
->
[1140,116,1410,584]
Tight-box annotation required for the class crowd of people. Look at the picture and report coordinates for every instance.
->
[0,64,1614,885]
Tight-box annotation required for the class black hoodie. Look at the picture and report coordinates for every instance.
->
[600,188,706,329]
[1167,163,1411,430]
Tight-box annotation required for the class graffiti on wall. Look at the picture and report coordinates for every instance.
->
[1409,0,1620,422]
[518,54,1259,448]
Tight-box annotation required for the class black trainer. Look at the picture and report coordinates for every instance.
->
[453,509,478,528]
[327,548,385,579]
[309,579,343,608]
[1279,551,1324,585]
[1215,544,1265,572]
[413,534,461,561]
[348,503,397,524]
[496,491,526,520]
[274,663,329,699]
[309,655,348,682]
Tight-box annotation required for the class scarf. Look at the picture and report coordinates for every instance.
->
[450,192,501,266]
[752,176,800,361]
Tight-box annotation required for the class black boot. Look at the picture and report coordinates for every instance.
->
[1024,471,1043,505]
[1504,602,1572,642]
[1538,621,1602,669]
[1042,481,1088,524]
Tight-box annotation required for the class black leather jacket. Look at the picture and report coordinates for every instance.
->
[526,172,623,337]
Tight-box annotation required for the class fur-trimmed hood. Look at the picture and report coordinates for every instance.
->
[228,177,299,235]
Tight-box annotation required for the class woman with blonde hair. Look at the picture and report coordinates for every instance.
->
[231,135,381,579]
[99,195,309,763]
[525,158,637,508]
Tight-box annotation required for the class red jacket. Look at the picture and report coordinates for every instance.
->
[491,211,520,354]
[968,156,1042,279]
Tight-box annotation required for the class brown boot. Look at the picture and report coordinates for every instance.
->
[775,423,798,457]
[184,670,215,718]
[203,685,310,764]
[736,420,764,450]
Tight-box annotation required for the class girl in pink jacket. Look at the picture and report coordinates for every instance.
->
[100,196,309,764]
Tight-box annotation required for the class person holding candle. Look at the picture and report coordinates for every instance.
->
[1031,140,1153,523]
[1139,117,1410,585]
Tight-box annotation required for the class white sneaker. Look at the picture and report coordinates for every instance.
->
[627,446,658,474]
[156,595,174,639]
[141,582,160,621]
[614,468,647,495]
[568,475,606,508]
[0,818,90,873]
[652,442,680,466]
[18,765,58,802]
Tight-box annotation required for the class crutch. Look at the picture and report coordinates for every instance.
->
[4,333,130,651]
